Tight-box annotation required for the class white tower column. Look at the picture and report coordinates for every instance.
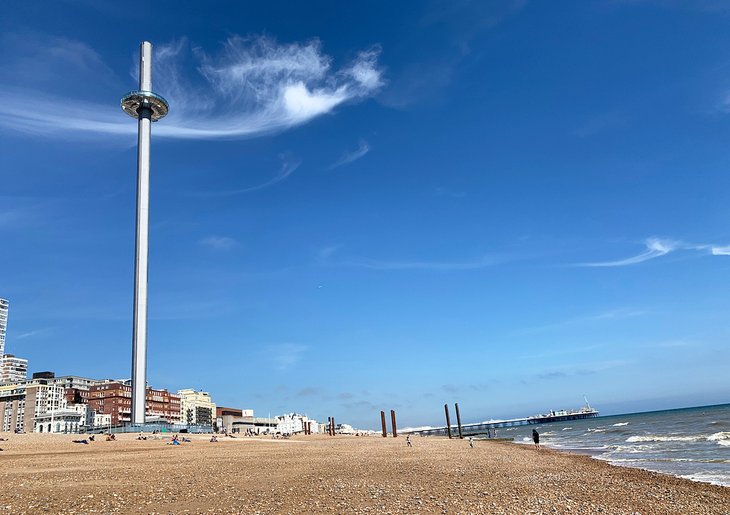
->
[121,42,169,426]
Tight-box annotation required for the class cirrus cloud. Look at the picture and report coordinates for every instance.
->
[0,35,383,140]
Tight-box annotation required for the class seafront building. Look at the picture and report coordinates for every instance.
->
[275,413,320,435]
[0,377,72,433]
[177,389,216,427]
[0,298,8,357]
[0,354,28,383]
[0,298,30,384]
[215,407,279,434]
[88,381,182,425]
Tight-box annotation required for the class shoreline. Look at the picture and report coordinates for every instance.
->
[1,432,729,513]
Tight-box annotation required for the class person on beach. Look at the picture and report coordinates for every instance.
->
[469,437,474,448]
[532,429,540,450]
[406,435,412,447]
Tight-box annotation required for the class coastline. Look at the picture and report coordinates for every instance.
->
[1,432,728,513]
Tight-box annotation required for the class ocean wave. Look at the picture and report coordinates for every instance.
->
[562,427,572,431]
[680,473,730,487]
[612,422,629,427]
[707,431,730,442]
[626,435,701,443]
[717,440,730,447]
[613,444,655,453]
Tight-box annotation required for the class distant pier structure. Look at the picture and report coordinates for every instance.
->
[406,406,599,437]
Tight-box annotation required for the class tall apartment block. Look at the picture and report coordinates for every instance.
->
[0,298,8,357]
[0,298,28,383]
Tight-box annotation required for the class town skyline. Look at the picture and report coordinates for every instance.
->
[2,1,730,429]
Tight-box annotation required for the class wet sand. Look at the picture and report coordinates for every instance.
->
[0,432,728,514]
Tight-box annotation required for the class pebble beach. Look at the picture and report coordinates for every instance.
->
[1,432,728,514]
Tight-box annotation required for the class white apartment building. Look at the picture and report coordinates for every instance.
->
[0,298,8,357]
[1,355,28,383]
[178,389,216,427]
[0,298,30,384]
[275,413,319,435]
[0,380,66,433]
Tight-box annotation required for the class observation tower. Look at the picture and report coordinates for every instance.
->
[121,42,169,425]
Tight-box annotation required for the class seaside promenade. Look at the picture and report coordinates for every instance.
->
[0,433,728,513]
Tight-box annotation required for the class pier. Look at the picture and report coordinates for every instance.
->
[405,408,599,437]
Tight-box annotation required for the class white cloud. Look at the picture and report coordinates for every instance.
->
[199,236,239,250]
[577,237,730,267]
[578,238,677,267]
[267,343,308,370]
[0,35,383,140]
[199,155,301,196]
[328,140,370,169]
[711,245,730,256]
[343,255,499,271]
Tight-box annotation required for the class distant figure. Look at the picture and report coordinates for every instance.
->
[89,435,95,442]
[210,435,218,442]
[72,439,89,445]
[532,429,540,450]
[406,435,412,447]
[469,436,474,448]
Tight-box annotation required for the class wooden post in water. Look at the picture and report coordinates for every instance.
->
[331,417,335,436]
[444,404,452,439]
[381,411,387,437]
[390,409,398,438]
[455,402,463,439]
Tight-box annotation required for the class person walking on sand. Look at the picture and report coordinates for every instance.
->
[469,436,474,448]
[406,435,412,447]
[532,429,540,450]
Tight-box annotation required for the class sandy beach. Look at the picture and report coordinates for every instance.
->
[0,432,728,514]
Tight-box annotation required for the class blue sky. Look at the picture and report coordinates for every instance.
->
[2,0,730,429]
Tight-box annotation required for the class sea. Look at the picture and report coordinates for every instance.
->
[502,403,730,487]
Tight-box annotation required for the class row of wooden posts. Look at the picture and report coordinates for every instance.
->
[380,409,398,437]
[444,402,464,439]
[324,417,336,436]
[379,404,464,438]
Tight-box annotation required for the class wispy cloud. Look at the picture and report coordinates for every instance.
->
[328,140,370,169]
[297,387,320,397]
[200,156,302,197]
[342,255,499,271]
[516,308,645,336]
[199,236,239,250]
[266,343,308,371]
[711,245,730,255]
[15,327,54,340]
[578,238,677,267]
[578,237,730,267]
[0,35,383,140]
[536,359,630,380]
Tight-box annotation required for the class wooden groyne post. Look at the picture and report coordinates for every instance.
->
[390,409,398,438]
[444,404,452,439]
[455,402,463,439]
[381,411,387,437]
